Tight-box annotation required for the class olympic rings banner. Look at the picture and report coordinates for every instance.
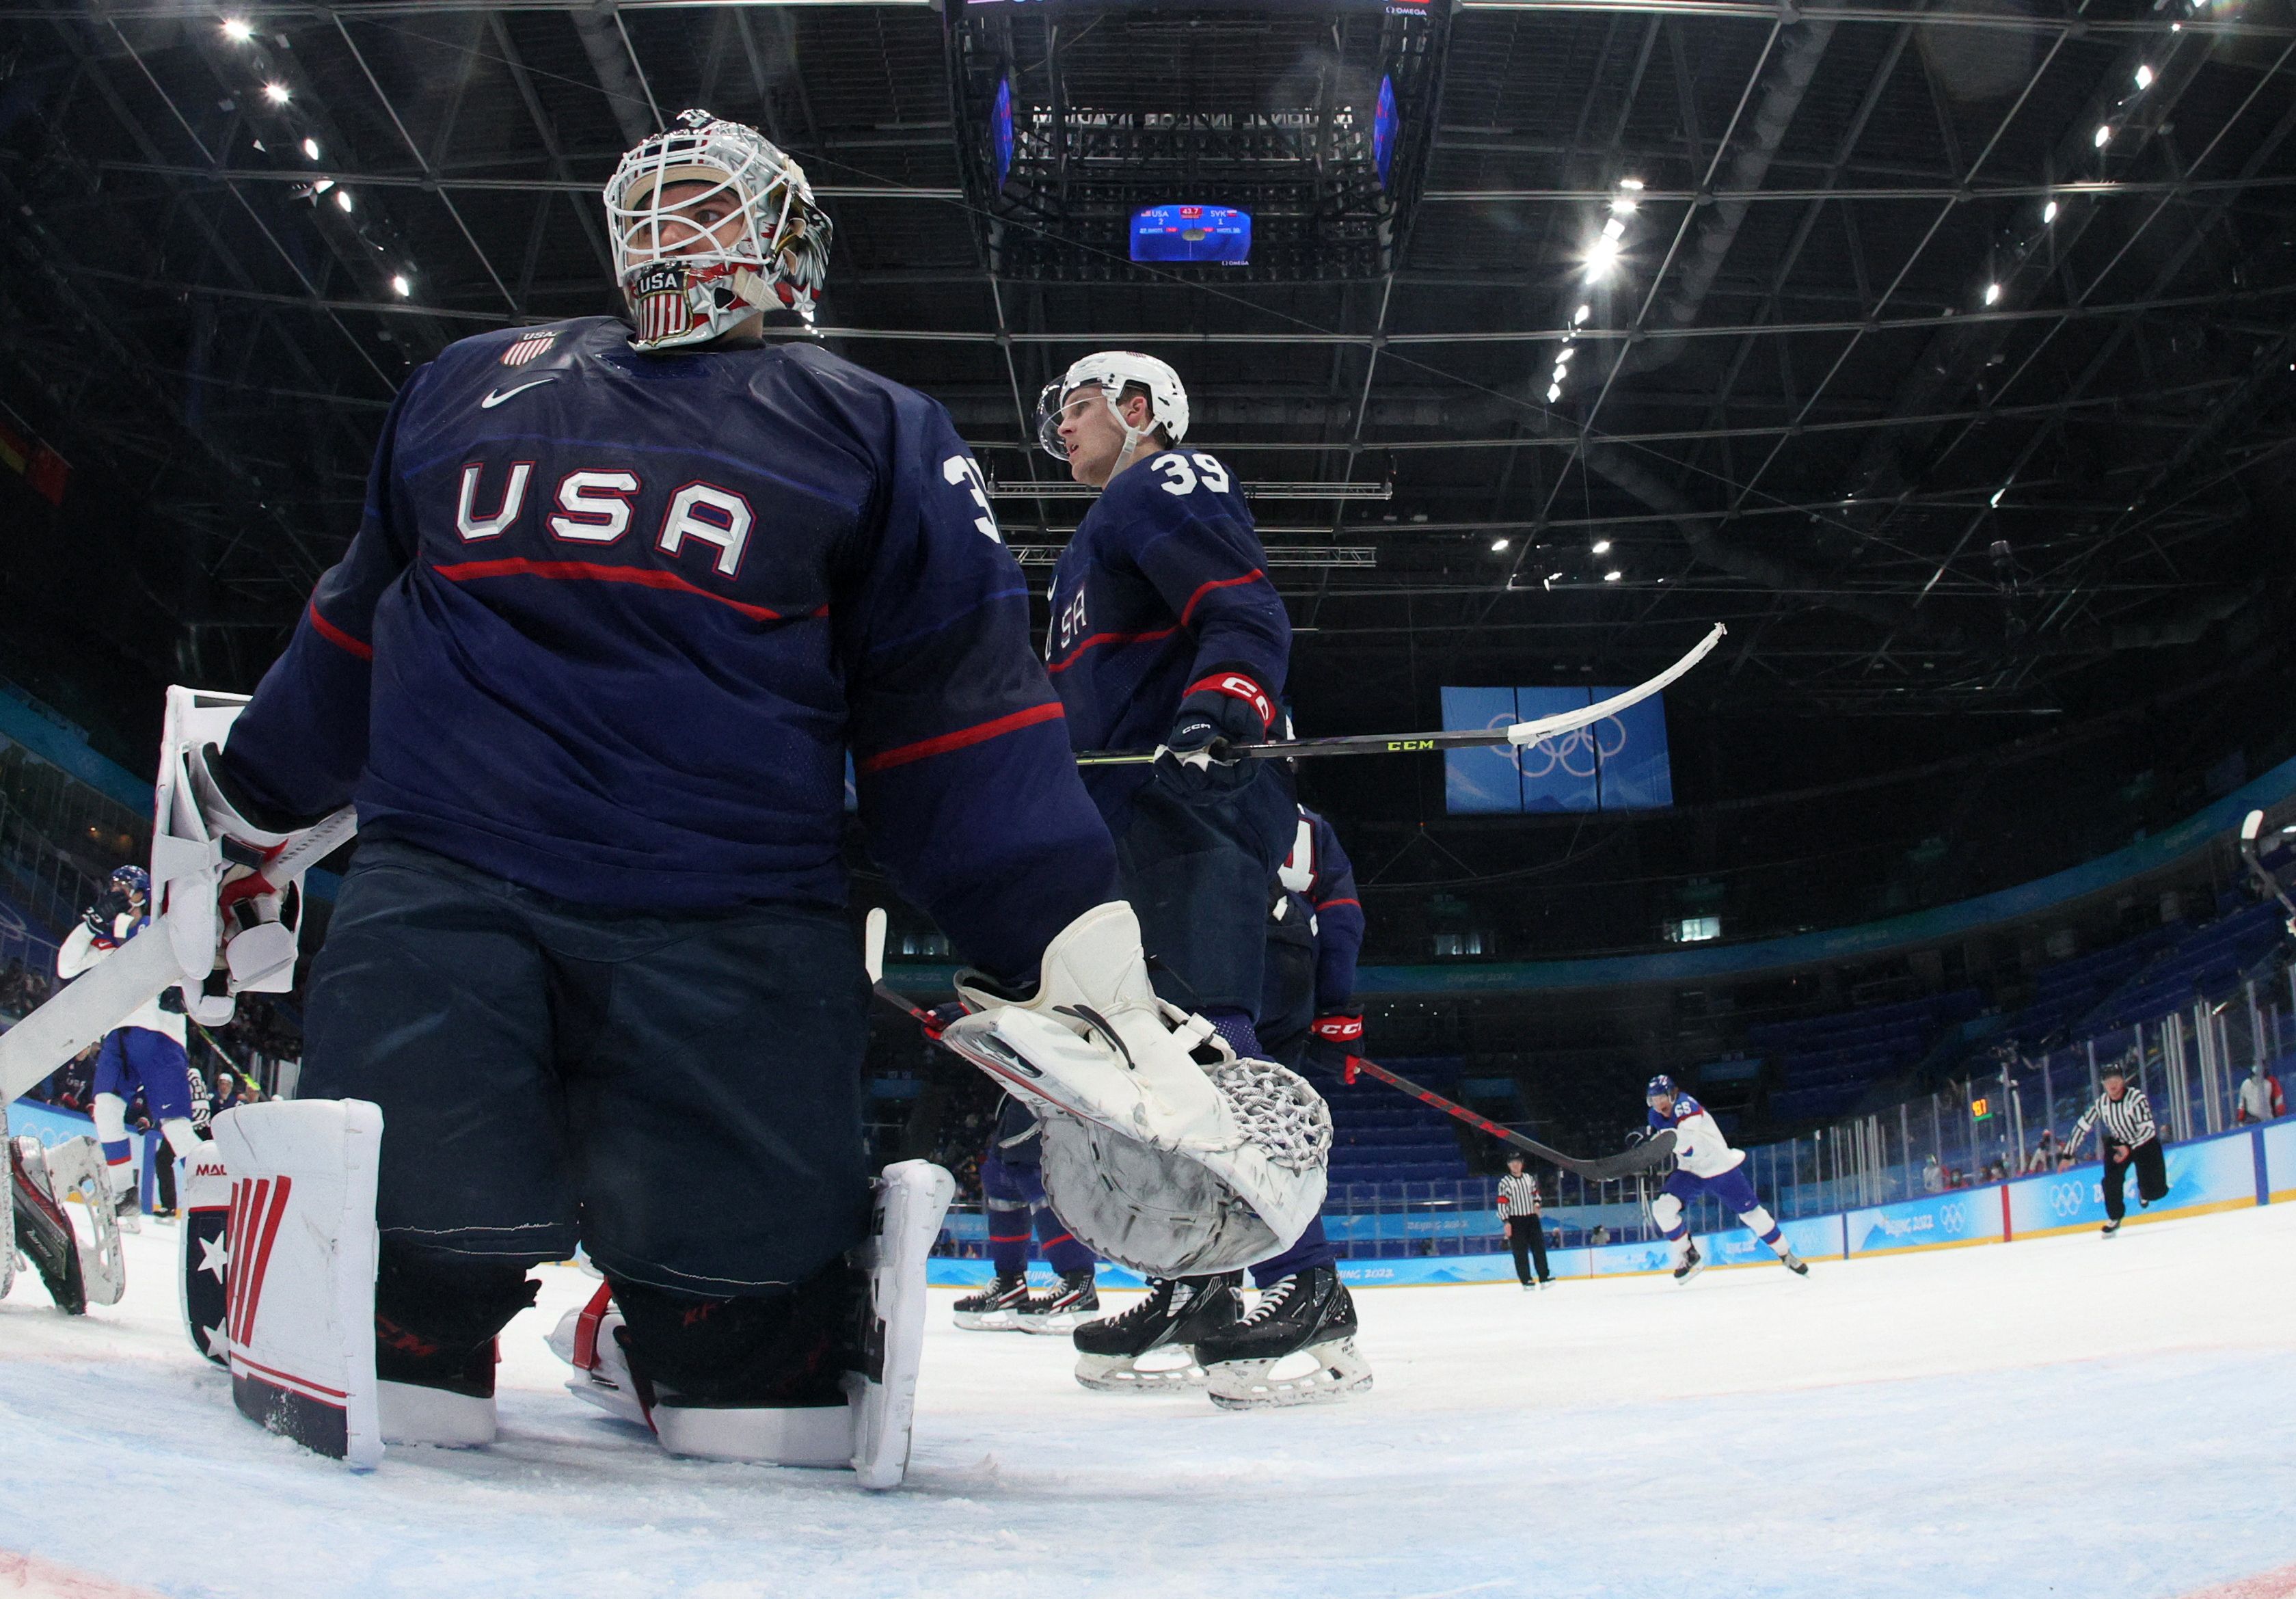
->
[2005,1129,2260,1238]
[1845,1188,2003,1257]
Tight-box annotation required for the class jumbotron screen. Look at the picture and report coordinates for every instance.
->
[1130,204,1252,265]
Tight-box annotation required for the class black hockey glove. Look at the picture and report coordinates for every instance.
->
[1154,670,1273,796]
[83,889,133,941]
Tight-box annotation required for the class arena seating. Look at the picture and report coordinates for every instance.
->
[1322,1057,1472,1190]
[1750,990,1984,1127]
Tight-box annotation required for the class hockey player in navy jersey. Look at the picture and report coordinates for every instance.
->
[1036,354,1352,1406]
[1188,801,1375,1403]
[171,113,1320,1481]
[1645,1075,1808,1281]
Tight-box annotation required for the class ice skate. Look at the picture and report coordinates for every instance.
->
[1781,1250,1809,1276]
[1673,1241,1705,1283]
[952,1272,1029,1331]
[113,1187,142,1235]
[2101,1219,2122,1237]
[1072,1272,1241,1393]
[1197,1265,1373,1410]
[1017,1269,1100,1334]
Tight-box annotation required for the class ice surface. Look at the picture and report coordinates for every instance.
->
[4,1203,2294,1598]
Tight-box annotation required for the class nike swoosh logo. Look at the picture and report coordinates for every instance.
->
[481,378,555,409]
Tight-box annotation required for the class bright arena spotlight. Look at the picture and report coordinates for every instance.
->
[3,3,2295,1595]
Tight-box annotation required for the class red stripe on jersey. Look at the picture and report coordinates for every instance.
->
[1177,569,1266,625]
[857,701,1066,775]
[1314,896,1362,912]
[306,602,373,661]
[432,557,786,621]
[1046,626,1180,674]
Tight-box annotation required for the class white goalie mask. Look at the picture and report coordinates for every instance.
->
[1035,351,1191,472]
[604,109,833,349]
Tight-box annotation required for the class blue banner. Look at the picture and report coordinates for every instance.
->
[1440,688,1522,814]
[1596,688,1674,810]
[1845,1187,2004,1256]
[1515,688,1599,813]
[2007,1126,2263,1238]
[2265,1120,2296,1202]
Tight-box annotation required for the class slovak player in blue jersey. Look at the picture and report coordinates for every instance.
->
[1036,355,1362,1407]
[1645,1075,1810,1281]
[177,113,1319,1475]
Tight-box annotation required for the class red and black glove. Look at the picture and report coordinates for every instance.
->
[1307,1012,1363,1074]
[1157,669,1275,795]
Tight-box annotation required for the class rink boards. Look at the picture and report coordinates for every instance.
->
[929,1119,2296,1288]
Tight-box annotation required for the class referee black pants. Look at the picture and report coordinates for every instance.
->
[2101,1137,2169,1222]
[1508,1218,1551,1284]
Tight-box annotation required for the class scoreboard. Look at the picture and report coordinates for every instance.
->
[1130,204,1253,264]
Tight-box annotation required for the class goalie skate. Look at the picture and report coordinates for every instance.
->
[1198,1266,1373,1411]
[1071,1272,1240,1393]
[547,1280,648,1428]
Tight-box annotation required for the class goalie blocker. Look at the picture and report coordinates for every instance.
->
[938,900,1331,1276]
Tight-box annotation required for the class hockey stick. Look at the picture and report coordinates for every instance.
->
[0,806,355,1106]
[2239,809,2296,939]
[1072,622,1725,768]
[1337,1051,1676,1183]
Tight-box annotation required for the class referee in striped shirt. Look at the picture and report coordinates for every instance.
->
[2064,1058,2167,1237]
[1498,1152,1552,1288]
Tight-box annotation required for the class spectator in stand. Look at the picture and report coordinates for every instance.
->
[2024,1130,2059,1174]
[211,1069,243,1114]
[1496,1151,1552,1290]
[2065,1058,2167,1238]
[1921,1155,1943,1194]
[2236,1068,2284,1125]
[1589,1224,1611,1248]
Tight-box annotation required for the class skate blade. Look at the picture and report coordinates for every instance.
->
[1074,1350,1206,1393]
[1673,1262,1705,1284]
[952,1309,1025,1332]
[1016,1309,1096,1334]
[1206,1337,1372,1410]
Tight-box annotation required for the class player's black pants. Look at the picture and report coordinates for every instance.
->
[1106,764,1297,1016]
[303,839,873,1295]
[2101,1137,2169,1222]
[1507,1218,1551,1285]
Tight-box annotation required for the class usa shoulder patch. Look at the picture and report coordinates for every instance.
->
[501,329,558,366]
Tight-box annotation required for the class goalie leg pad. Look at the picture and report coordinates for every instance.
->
[210,1099,385,1468]
[36,1137,125,1307]
[10,1136,86,1313]
[180,1143,234,1363]
[848,1159,954,1490]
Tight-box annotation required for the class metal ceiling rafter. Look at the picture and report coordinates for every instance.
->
[329,14,520,312]
[95,16,401,394]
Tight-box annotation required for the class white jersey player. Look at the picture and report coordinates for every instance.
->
[1644,1075,1808,1282]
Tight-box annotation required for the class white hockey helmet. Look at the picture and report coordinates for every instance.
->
[604,109,833,349]
[1035,351,1190,463]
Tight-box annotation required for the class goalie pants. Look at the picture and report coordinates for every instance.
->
[301,840,873,1295]
[2101,1138,2169,1222]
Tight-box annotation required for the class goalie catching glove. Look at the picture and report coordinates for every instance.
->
[180,739,325,1001]
[938,901,1330,1277]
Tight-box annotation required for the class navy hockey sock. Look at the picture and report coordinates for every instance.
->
[1250,1215,1337,1287]
[1034,1204,1095,1276]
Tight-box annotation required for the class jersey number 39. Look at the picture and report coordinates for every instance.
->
[1152,453,1231,496]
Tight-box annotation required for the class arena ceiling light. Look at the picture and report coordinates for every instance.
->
[2135,63,2157,88]
[390,274,411,297]
[334,189,353,213]
[220,16,252,42]
[1984,282,2003,305]
[2042,199,2059,223]
[302,138,320,161]
[262,82,290,106]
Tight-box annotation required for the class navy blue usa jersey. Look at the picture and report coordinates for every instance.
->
[1044,448,1290,811]
[219,317,1116,981]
